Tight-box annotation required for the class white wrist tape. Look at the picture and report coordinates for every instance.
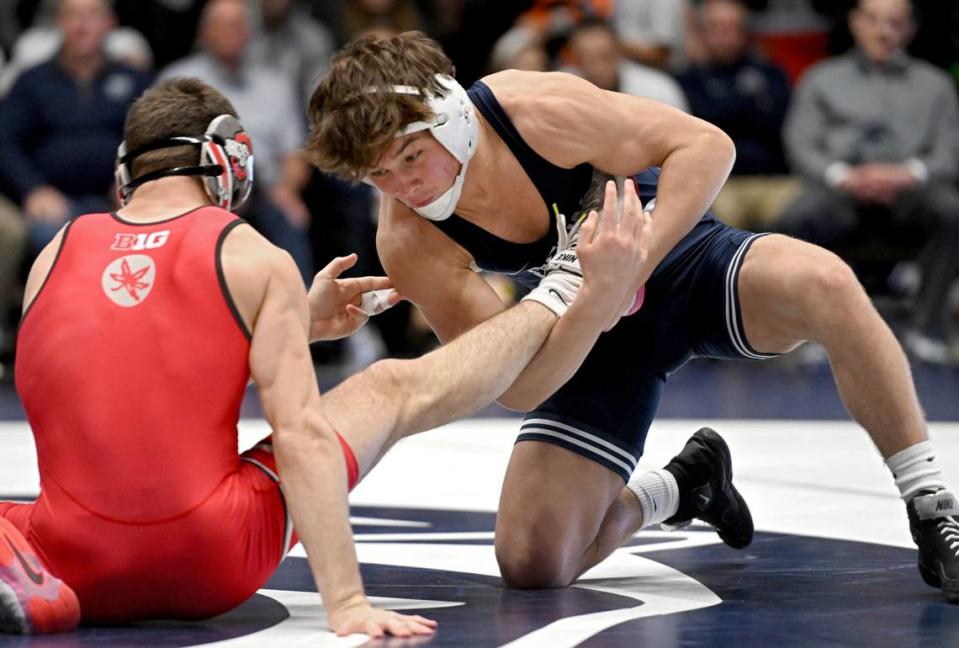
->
[359,289,396,316]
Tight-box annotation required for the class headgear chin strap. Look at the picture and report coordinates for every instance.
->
[115,114,254,211]
[369,74,479,221]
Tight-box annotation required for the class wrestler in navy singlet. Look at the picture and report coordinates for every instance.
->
[433,80,777,481]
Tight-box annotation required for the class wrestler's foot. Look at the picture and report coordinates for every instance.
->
[0,517,80,634]
[908,489,959,602]
[662,427,754,549]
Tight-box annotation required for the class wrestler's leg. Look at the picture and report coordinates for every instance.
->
[737,234,959,601]
[494,441,640,588]
[0,502,32,537]
[493,222,765,588]
[737,234,926,457]
[321,301,557,481]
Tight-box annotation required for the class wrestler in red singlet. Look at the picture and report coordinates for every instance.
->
[1,207,356,623]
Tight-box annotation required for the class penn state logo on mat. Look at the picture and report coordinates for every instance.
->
[101,254,155,307]
[5,505,949,647]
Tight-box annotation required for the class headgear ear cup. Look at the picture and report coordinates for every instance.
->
[200,114,254,211]
[364,74,478,221]
[112,114,254,211]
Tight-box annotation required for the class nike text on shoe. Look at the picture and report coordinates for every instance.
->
[521,207,585,317]
[908,489,959,602]
[661,427,754,549]
[0,518,80,634]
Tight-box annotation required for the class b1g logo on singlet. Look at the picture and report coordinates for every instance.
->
[101,254,156,307]
[110,230,170,251]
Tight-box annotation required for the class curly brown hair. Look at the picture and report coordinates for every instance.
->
[306,31,454,179]
[124,77,238,178]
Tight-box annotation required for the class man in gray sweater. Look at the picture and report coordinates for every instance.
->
[779,0,959,363]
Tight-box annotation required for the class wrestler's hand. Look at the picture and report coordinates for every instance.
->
[307,253,401,342]
[577,178,651,331]
[24,185,70,224]
[328,600,437,638]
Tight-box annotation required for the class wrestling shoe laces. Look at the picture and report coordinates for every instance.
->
[521,205,585,317]
[542,204,586,276]
[908,489,959,602]
[661,428,754,549]
[0,517,80,634]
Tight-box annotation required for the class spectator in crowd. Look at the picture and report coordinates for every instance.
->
[0,22,152,95]
[779,0,959,362]
[430,0,527,87]
[113,0,206,71]
[679,0,797,230]
[160,0,314,280]
[340,0,424,44]
[564,18,688,111]
[489,26,551,72]
[420,0,466,42]
[0,196,26,357]
[0,0,151,259]
[248,0,335,103]
[516,0,614,42]
[613,0,695,71]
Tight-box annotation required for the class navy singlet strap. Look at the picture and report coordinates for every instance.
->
[468,80,592,220]
[427,81,594,278]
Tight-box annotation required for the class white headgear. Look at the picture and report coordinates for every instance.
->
[369,74,479,221]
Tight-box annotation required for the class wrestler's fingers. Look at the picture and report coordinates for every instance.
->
[341,275,393,295]
[386,615,436,637]
[623,178,640,220]
[602,180,619,229]
[579,209,600,244]
[627,182,646,239]
[315,253,358,281]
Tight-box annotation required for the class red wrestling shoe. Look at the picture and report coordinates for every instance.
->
[0,517,80,634]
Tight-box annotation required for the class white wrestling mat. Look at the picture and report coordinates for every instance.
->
[2,418,958,647]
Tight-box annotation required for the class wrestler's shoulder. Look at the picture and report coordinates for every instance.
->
[220,221,291,274]
[481,69,585,95]
[480,70,598,134]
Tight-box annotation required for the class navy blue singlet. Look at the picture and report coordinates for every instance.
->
[428,80,775,480]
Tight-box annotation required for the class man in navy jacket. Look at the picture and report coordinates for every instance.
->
[0,0,151,260]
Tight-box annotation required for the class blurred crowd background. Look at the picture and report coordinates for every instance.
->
[0,0,958,378]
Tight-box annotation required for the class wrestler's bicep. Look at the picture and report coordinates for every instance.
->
[248,251,322,432]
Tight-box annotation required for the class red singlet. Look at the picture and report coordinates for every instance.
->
[2,208,355,622]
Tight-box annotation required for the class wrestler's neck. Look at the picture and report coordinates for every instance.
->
[116,177,213,223]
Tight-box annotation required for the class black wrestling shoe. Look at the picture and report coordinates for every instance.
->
[662,427,754,549]
[908,489,959,602]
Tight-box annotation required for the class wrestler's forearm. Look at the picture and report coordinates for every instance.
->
[387,301,557,436]
[642,131,734,281]
[274,418,366,614]
[496,286,610,411]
